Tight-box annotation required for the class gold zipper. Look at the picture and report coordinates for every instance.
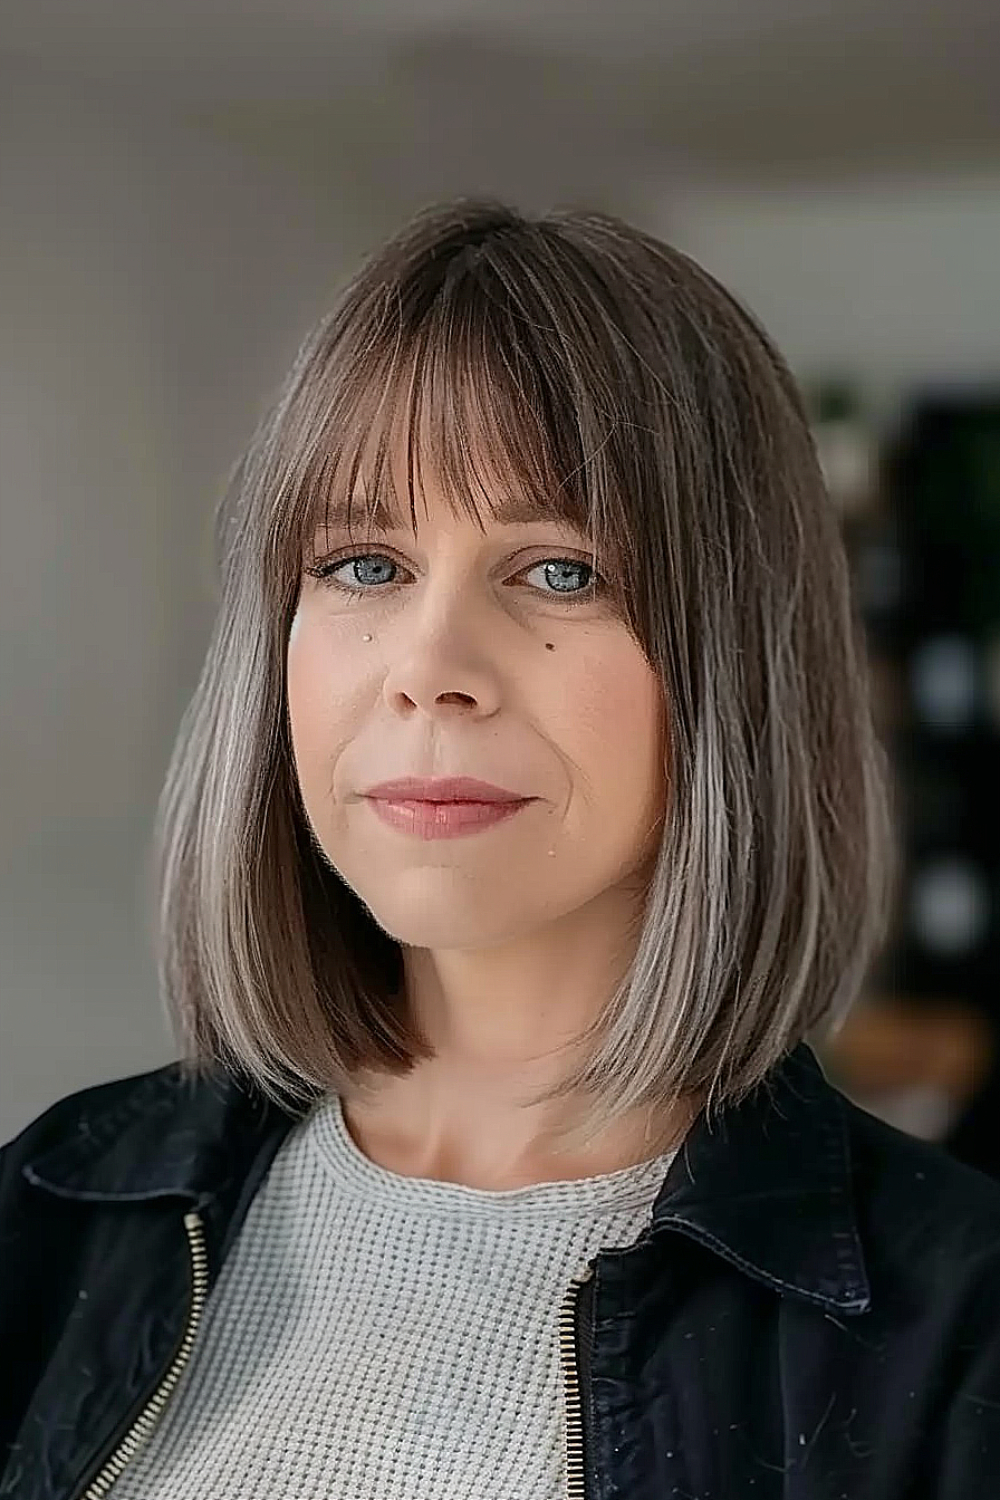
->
[76,1209,208,1498]
[559,1264,594,1500]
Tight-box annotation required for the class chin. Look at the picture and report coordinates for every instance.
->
[364,906,519,952]
[349,878,539,951]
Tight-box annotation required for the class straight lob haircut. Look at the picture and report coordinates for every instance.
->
[152,198,898,1156]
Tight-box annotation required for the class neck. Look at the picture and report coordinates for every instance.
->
[341,885,698,1188]
[341,1060,696,1190]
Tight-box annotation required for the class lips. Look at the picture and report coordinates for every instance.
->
[363,776,530,804]
[366,795,530,839]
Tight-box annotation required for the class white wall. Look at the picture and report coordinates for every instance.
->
[650,171,1000,424]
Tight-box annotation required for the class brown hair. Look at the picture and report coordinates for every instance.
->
[151,198,898,1155]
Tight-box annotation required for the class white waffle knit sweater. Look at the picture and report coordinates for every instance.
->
[109,1092,676,1500]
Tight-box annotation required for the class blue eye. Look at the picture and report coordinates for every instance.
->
[305,552,604,603]
[533,559,597,596]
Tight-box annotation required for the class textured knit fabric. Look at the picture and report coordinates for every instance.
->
[108,1091,676,1499]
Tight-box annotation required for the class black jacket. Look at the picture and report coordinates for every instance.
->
[4,1042,1000,1500]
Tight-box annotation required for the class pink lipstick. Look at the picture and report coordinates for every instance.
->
[362,777,535,840]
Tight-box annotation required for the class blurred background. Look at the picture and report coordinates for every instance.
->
[2,0,999,1167]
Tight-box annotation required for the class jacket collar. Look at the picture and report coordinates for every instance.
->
[23,1041,869,1314]
[649,1041,871,1313]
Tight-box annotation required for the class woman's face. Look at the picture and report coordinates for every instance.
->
[286,450,668,956]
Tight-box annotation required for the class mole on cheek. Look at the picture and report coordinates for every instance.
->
[545,643,555,650]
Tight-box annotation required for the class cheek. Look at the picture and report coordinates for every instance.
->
[286,618,317,743]
[286,616,349,774]
[567,648,666,802]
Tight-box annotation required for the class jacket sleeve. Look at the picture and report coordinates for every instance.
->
[932,1243,1000,1498]
[0,1107,80,1479]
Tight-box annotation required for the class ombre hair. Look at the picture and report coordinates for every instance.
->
[151,197,898,1156]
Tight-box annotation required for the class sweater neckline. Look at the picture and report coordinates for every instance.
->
[302,1092,678,1221]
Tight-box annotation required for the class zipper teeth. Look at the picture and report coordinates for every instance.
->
[559,1266,593,1500]
[72,1212,586,1498]
[77,1209,208,1499]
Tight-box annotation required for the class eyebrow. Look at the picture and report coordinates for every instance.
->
[312,492,569,534]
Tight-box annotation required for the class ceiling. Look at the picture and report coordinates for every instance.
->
[2,0,998,183]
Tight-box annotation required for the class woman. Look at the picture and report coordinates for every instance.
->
[3,199,999,1500]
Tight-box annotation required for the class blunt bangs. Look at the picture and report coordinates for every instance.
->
[286,229,658,622]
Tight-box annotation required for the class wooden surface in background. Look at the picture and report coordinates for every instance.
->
[820,995,994,1110]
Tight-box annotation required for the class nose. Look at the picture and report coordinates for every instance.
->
[373,574,509,719]
[388,680,490,717]
[381,637,500,718]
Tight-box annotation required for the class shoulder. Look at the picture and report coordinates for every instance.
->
[0,1063,198,1202]
[1,1059,297,1216]
[840,1089,1000,1280]
[2,1064,183,1156]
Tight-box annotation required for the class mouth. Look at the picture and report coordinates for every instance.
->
[362,776,532,804]
[363,793,533,840]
